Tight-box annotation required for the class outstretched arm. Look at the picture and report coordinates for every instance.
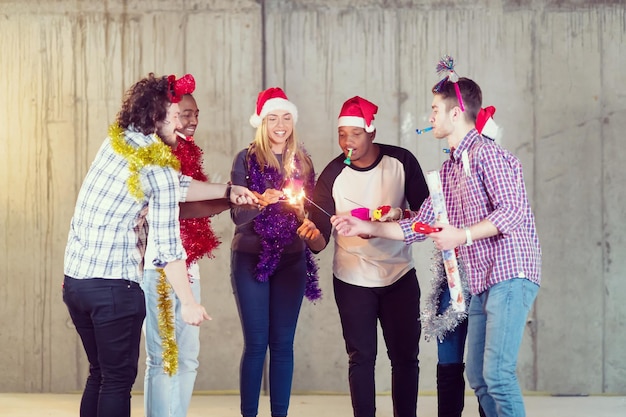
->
[331,215,405,241]
[163,259,211,326]
[186,180,264,206]
[179,199,231,219]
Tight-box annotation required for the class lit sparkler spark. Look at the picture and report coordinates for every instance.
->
[282,178,331,217]
[283,178,305,205]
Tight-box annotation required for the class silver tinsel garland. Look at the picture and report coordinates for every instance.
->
[421,249,471,342]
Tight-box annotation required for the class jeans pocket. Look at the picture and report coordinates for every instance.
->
[522,279,539,309]
[110,284,146,319]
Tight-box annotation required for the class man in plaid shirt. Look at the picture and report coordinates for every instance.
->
[63,73,260,417]
[331,77,541,417]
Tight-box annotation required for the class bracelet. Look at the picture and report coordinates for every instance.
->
[464,227,473,246]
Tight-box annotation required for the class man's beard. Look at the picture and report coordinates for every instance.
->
[156,126,176,146]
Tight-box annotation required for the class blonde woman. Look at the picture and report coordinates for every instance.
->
[230,87,321,417]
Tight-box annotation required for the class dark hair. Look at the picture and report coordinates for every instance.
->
[431,77,482,123]
[116,73,171,134]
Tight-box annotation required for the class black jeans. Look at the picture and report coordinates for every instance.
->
[334,269,421,417]
[63,276,146,417]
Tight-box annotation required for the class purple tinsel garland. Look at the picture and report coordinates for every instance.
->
[247,151,321,301]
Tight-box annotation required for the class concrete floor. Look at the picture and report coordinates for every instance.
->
[1,392,625,417]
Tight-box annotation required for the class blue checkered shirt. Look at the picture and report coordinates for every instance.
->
[399,129,541,294]
[64,129,191,283]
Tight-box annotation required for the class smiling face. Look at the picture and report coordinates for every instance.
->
[338,126,377,168]
[177,95,199,139]
[156,102,182,147]
[265,109,294,153]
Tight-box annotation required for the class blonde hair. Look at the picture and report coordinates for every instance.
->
[248,117,313,180]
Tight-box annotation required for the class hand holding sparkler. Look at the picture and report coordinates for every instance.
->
[282,178,332,219]
[297,218,321,241]
[247,188,282,210]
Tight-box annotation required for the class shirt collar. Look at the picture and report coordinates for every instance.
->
[124,126,159,147]
[450,128,480,162]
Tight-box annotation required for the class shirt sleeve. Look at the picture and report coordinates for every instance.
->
[403,150,430,211]
[230,149,259,226]
[144,165,186,267]
[478,145,527,235]
[398,195,434,244]
[310,159,344,250]
[178,173,192,202]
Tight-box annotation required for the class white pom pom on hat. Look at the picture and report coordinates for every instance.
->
[337,96,378,133]
[476,106,503,144]
[249,87,298,128]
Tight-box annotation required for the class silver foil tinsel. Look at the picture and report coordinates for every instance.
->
[421,249,471,342]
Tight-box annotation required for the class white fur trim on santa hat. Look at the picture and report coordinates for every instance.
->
[337,116,376,132]
[249,97,298,128]
[480,117,503,144]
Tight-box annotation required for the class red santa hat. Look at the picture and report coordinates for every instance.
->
[249,87,298,128]
[476,106,503,143]
[337,96,378,133]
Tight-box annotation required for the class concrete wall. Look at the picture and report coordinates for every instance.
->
[0,0,624,395]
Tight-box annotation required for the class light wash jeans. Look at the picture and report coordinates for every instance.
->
[466,278,539,417]
[142,263,201,417]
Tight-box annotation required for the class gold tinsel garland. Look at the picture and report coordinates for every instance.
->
[109,123,181,201]
[157,268,178,376]
[109,123,181,375]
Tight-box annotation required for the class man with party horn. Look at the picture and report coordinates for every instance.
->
[332,72,541,417]
[300,95,429,417]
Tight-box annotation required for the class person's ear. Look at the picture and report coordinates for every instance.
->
[451,106,462,122]
[369,130,377,141]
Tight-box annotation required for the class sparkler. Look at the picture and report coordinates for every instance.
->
[303,195,332,217]
[282,178,332,217]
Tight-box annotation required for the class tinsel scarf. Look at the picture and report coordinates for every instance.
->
[420,249,470,342]
[172,139,221,267]
[109,124,180,201]
[247,151,322,301]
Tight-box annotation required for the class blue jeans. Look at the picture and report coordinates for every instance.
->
[466,278,539,417]
[62,275,146,417]
[437,284,468,364]
[231,250,307,417]
[333,270,420,417]
[142,264,201,417]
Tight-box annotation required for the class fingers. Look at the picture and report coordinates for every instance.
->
[263,188,284,203]
[297,219,318,240]
[183,305,211,326]
[231,185,260,205]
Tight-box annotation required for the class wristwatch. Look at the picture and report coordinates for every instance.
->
[464,227,473,246]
